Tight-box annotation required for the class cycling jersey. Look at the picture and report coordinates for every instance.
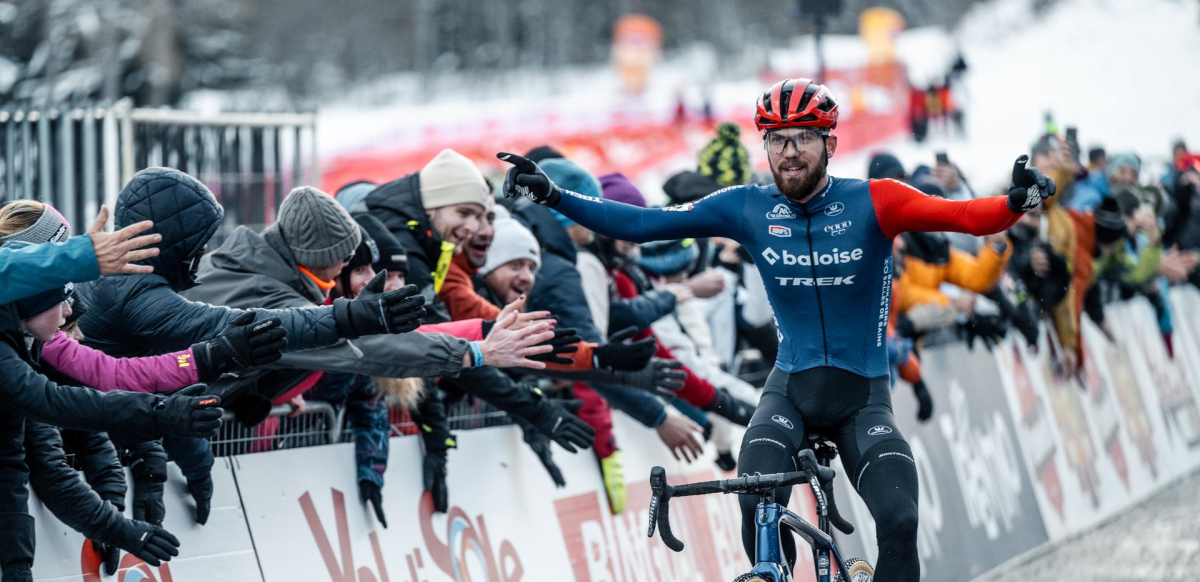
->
[552,176,1020,378]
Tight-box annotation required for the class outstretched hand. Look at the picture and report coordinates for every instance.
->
[497,152,562,206]
[87,205,162,275]
[478,298,556,369]
[1007,155,1057,212]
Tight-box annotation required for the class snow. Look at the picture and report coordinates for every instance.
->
[831,0,1200,192]
[317,0,1200,197]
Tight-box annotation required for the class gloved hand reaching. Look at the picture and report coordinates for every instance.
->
[963,313,1009,350]
[593,327,655,371]
[114,519,181,567]
[187,474,214,525]
[333,271,426,338]
[497,152,563,206]
[92,540,121,576]
[152,384,223,438]
[519,419,566,487]
[359,480,388,528]
[528,397,595,453]
[422,453,449,513]
[528,327,581,365]
[612,358,687,398]
[1007,155,1057,213]
[193,312,287,382]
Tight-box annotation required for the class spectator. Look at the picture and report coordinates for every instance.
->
[1069,147,1110,211]
[697,122,751,187]
[1030,134,1082,372]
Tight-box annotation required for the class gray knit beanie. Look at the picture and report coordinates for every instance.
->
[277,186,363,268]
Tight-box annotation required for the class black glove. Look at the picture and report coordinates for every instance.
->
[715,451,737,472]
[528,397,595,453]
[613,358,686,398]
[130,448,168,526]
[192,312,287,382]
[422,453,449,513]
[1007,155,1057,212]
[963,313,1008,350]
[497,152,563,206]
[593,327,655,371]
[115,519,181,567]
[333,271,427,339]
[520,420,566,487]
[359,480,388,528]
[705,388,756,426]
[92,540,121,576]
[152,384,223,438]
[528,328,581,365]
[912,379,934,422]
[187,474,214,525]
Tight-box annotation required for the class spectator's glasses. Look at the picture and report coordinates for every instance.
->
[765,129,829,155]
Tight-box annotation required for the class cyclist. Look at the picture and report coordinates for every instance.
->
[497,78,1054,582]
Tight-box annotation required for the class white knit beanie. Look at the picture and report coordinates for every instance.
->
[418,149,490,210]
[479,218,541,276]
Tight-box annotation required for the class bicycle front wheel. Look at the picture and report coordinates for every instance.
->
[836,557,875,582]
[732,574,776,582]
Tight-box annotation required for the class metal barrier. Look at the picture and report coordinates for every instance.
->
[0,100,317,236]
[214,396,515,457]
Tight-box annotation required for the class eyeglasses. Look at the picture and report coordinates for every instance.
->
[765,129,828,155]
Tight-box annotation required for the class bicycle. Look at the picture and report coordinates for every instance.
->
[647,442,875,582]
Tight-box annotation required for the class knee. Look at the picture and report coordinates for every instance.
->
[857,442,919,540]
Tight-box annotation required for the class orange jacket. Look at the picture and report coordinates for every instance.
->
[895,232,1012,313]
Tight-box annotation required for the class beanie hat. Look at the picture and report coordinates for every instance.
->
[479,218,541,276]
[1093,197,1126,244]
[662,171,722,205]
[868,153,906,180]
[637,238,699,277]
[277,186,363,268]
[525,145,565,163]
[346,226,379,271]
[0,202,71,244]
[541,158,602,228]
[697,122,751,187]
[418,149,490,211]
[335,180,378,213]
[353,213,408,275]
[1106,153,1140,180]
[599,173,646,208]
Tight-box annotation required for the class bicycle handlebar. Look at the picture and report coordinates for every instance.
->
[647,450,854,553]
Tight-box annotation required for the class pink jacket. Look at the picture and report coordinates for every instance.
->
[417,319,484,341]
[40,331,199,393]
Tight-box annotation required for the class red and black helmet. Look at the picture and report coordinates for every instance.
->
[754,78,839,132]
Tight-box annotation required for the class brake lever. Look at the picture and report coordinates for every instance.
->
[648,466,685,552]
[798,449,836,484]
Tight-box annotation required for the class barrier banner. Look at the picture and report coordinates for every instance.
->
[30,458,261,582]
[833,341,1048,582]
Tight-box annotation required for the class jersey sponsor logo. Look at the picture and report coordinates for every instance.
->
[824,202,845,216]
[766,203,797,220]
[759,246,864,266]
[663,202,693,212]
[776,275,856,286]
[868,425,893,436]
[824,220,852,236]
[771,415,794,429]
[768,225,792,238]
[567,190,602,202]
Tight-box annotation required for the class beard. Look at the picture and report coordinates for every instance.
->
[771,151,829,202]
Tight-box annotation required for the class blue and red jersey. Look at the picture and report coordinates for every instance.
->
[553,176,1020,379]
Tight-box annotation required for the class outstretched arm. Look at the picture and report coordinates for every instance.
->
[870,178,1022,239]
[42,332,199,393]
[554,187,743,243]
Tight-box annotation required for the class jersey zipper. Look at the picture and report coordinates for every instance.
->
[803,206,830,366]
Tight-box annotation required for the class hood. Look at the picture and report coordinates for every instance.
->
[499,197,577,263]
[0,303,32,363]
[363,173,443,261]
[114,167,224,291]
[204,225,326,304]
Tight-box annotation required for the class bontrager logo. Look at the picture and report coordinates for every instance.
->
[759,247,864,266]
[868,425,893,436]
[825,202,845,217]
[769,225,792,238]
[776,276,856,286]
[772,415,794,429]
[766,204,796,220]
[824,220,852,236]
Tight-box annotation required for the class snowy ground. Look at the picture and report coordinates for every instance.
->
[831,0,1200,192]
[974,468,1200,582]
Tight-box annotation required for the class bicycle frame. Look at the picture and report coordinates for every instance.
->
[745,470,851,582]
